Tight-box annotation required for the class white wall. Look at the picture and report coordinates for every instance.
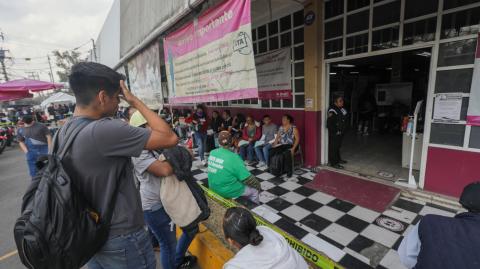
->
[95,0,120,67]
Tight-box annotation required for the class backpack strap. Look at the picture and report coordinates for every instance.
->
[52,118,94,159]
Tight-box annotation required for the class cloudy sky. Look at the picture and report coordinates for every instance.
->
[0,0,114,82]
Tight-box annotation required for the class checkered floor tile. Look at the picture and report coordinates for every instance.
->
[191,151,461,268]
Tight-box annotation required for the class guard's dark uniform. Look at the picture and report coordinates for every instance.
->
[327,106,347,166]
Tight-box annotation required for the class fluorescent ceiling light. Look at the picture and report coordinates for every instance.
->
[386,67,393,70]
[329,72,337,75]
[336,64,355,68]
[350,71,359,74]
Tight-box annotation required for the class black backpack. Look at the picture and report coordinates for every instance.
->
[13,118,116,269]
[269,152,284,176]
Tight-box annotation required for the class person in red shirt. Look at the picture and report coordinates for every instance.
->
[238,115,262,164]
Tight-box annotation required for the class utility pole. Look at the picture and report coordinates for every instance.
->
[47,54,55,83]
[0,49,9,81]
[91,38,97,62]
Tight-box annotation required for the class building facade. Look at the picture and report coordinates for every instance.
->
[95,0,480,198]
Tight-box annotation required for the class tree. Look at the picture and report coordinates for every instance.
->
[52,50,82,82]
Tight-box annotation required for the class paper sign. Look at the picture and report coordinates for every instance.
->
[433,94,462,121]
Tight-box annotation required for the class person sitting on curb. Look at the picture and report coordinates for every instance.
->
[222,207,308,269]
[208,131,261,204]
[398,181,480,269]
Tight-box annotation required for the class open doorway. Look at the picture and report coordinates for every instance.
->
[326,48,432,182]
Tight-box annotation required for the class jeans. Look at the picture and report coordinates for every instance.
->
[254,143,272,165]
[239,142,255,161]
[25,144,48,177]
[144,207,199,269]
[193,132,206,161]
[87,229,156,269]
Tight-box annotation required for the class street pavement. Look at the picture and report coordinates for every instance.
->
[0,145,198,269]
[0,145,29,269]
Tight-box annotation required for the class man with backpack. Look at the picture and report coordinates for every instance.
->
[14,62,178,269]
[68,62,178,268]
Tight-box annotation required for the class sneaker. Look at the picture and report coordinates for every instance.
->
[178,256,197,269]
[339,159,347,164]
[258,161,266,168]
[201,160,208,167]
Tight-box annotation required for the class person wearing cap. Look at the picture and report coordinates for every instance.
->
[398,182,480,269]
[17,114,52,177]
[208,131,261,204]
[130,111,198,269]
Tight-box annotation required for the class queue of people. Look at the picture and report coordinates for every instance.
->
[13,61,480,269]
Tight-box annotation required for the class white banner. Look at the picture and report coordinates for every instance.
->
[255,48,292,100]
[127,43,163,108]
[163,0,258,104]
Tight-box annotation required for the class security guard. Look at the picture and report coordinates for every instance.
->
[327,96,347,169]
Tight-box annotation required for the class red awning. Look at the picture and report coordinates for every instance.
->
[0,91,33,101]
[0,79,63,92]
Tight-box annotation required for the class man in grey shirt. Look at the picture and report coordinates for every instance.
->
[254,115,278,167]
[63,62,178,269]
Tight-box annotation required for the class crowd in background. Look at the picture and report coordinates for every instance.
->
[146,104,301,178]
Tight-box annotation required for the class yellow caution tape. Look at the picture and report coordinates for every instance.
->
[200,185,344,269]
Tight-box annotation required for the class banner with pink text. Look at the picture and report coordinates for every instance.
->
[467,33,480,126]
[163,0,257,104]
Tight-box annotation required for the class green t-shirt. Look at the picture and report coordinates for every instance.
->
[207,148,251,198]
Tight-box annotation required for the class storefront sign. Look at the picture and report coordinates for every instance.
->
[433,94,462,121]
[256,48,292,100]
[467,33,480,126]
[127,43,163,108]
[163,0,258,104]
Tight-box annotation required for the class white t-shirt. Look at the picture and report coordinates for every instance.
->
[223,226,309,269]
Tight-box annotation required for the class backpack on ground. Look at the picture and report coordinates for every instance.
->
[13,118,116,269]
[269,152,284,176]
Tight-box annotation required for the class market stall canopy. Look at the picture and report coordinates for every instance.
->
[0,79,64,92]
[40,92,76,107]
[0,91,33,101]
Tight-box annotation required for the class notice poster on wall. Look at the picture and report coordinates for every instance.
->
[127,43,163,108]
[433,94,462,121]
[467,33,480,126]
[163,0,257,104]
[256,48,292,100]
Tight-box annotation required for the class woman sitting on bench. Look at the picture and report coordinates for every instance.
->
[268,114,300,177]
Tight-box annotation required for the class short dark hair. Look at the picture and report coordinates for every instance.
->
[223,207,263,247]
[23,115,33,124]
[283,114,294,123]
[68,62,125,106]
[223,110,231,116]
[263,114,270,119]
[333,95,344,103]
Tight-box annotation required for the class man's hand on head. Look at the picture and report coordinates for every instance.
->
[119,80,140,107]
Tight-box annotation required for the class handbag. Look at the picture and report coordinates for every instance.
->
[159,175,202,228]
